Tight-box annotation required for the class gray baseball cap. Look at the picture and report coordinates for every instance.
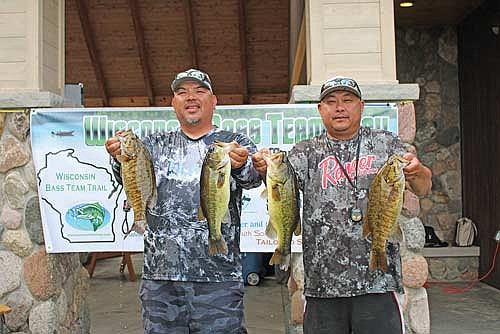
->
[171,68,213,93]
[320,76,362,100]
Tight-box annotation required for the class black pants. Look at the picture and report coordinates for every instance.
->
[304,292,404,334]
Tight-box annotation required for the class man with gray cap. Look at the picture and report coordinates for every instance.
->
[252,75,432,333]
[105,68,262,334]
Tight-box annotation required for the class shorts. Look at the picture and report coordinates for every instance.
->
[304,292,404,334]
[139,279,247,334]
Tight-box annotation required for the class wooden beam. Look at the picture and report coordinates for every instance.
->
[84,93,290,107]
[290,13,306,92]
[127,0,154,106]
[75,0,109,106]
[238,0,249,104]
[183,0,198,68]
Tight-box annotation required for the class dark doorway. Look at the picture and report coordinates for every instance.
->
[458,0,500,289]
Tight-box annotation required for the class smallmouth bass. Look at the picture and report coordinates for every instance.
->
[116,130,157,238]
[363,154,407,272]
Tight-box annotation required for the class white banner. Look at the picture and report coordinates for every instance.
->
[30,104,398,253]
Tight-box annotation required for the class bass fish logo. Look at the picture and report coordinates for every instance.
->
[66,202,110,231]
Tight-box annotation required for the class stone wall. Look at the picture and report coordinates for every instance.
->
[396,26,462,243]
[0,111,90,334]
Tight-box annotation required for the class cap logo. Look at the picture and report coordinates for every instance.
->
[323,77,358,90]
[171,68,213,93]
[320,76,362,100]
[175,69,208,82]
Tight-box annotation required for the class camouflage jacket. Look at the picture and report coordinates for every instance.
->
[288,127,406,298]
[112,127,262,282]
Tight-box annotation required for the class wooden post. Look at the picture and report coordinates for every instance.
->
[86,252,138,281]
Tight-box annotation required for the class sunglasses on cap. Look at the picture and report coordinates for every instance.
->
[174,69,209,81]
[320,76,362,100]
[171,68,213,93]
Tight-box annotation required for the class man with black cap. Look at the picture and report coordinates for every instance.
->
[105,68,262,334]
[252,75,432,333]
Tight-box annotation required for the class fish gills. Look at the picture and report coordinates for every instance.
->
[363,154,407,272]
[116,130,157,238]
[199,141,237,256]
[263,151,301,270]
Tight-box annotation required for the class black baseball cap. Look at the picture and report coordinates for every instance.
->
[320,76,362,100]
[171,68,213,93]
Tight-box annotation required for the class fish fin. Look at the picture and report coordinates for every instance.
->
[217,171,226,188]
[362,219,372,239]
[147,188,157,209]
[293,221,301,236]
[294,207,302,236]
[265,221,277,239]
[369,250,388,273]
[208,237,228,256]
[260,187,268,200]
[197,206,206,221]
[268,249,282,266]
[389,223,404,243]
[271,184,281,201]
[222,210,231,224]
[147,166,158,209]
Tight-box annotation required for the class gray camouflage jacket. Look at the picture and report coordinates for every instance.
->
[288,127,406,298]
[112,127,262,282]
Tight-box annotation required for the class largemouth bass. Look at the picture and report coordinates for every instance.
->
[116,130,157,238]
[76,202,105,231]
[199,141,237,256]
[362,154,407,272]
[263,151,301,270]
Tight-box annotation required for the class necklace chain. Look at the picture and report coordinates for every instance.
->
[325,131,363,200]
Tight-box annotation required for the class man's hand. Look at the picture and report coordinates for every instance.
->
[402,152,423,181]
[229,144,249,169]
[251,148,271,177]
[105,130,124,158]
[403,152,432,195]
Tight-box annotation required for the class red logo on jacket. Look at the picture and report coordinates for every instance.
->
[318,155,377,189]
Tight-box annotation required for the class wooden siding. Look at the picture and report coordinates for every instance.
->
[0,2,28,88]
[307,0,397,85]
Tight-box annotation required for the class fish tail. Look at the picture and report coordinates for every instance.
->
[269,249,291,270]
[132,220,147,234]
[278,254,291,271]
[208,237,228,256]
[369,251,388,272]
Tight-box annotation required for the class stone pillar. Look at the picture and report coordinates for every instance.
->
[0,111,90,334]
[0,1,89,334]
[305,0,397,85]
[393,102,430,334]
